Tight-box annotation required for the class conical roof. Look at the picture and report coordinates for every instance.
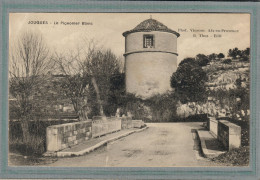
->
[123,18,180,37]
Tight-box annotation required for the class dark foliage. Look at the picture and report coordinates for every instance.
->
[217,53,225,59]
[174,114,208,122]
[56,74,90,118]
[209,86,250,122]
[212,146,249,166]
[9,120,77,156]
[222,59,232,64]
[83,49,122,117]
[208,53,217,61]
[116,93,179,122]
[122,93,148,120]
[171,58,208,104]
[243,48,250,56]
[228,47,241,59]
[228,47,250,60]
[105,73,126,116]
[196,54,210,66]
[240,56,249,62]
[85,72,125,117]
[144,93,178,122]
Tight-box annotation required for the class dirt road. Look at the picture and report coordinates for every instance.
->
[48,123,222,167]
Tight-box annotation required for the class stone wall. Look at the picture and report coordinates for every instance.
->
[46,116,138,152]
[217,120,241,150]
[92,116,122,138]
[208,117,218,137]
[132,120,144,128]
[121,117,132,129]
[46,120,92,152]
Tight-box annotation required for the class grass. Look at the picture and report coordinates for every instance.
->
[211,146,249,166]
[9,153,57,166]
[9,135,45,156]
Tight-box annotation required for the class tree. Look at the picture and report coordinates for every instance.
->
[54,51,90,121]
[195,54,209,66]
[107,73,126,115]
[208,53,217,61]
[217,53,225,59]
[170,58,208,104]
[83,48,122,116]
[222,58,232,64]
[240,47,250,62]
[228,47,241,59]
[243,48,250,56]
[55,41,122,118]
[9,32,51,142]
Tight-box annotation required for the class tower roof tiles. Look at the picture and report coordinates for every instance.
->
[123,18,180,37]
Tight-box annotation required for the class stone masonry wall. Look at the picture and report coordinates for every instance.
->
[121,117,132,129]
[46,120,92,152]
[46,116,135,152]
[208,117,218,137]
[217,120,241,150]
[92,116,122,138]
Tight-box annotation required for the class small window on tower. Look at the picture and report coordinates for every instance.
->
[143,35,154,48]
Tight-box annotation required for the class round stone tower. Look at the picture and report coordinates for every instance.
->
[123,18,180,98]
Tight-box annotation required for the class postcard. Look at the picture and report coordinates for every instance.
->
[0,2,259,178]
[7,12,251,168]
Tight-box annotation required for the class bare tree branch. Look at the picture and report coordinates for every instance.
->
[9,31,51,142]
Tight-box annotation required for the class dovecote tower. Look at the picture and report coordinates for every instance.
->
[123,18,180,98]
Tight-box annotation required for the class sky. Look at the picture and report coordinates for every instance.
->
[9,13,250,64]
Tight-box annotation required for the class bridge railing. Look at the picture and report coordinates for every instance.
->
[92,116,122,138]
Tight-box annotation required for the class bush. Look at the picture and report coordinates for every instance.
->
[173,114,208,122]
[144,93,178,122]
[222,59,232,64]
[212,146,249,166]
[196,54,210,66]
[171,58,208,104]
[240,56,249,62]
[9,135,45,156]
[217,53,225,59]
[9,119,77,156]
[120,93,179,122]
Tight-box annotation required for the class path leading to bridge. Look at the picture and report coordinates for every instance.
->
[48,123,222,167]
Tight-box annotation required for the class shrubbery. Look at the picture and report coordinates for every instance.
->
[9,120,77,155]
[171,58,208,104]
[240,56,249,62]
[222,59,232,64]
[120,93,209,123]
[212,146,249,166]
[144,93,178,122]
[118,93,178,122]
[174,114,208,122]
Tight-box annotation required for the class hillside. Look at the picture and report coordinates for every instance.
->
[204,60,250,90]
[176,59,250,120]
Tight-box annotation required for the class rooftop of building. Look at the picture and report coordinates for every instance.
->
[123,18,180,37]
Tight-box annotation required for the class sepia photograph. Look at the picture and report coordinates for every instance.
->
[8,13,250,167]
